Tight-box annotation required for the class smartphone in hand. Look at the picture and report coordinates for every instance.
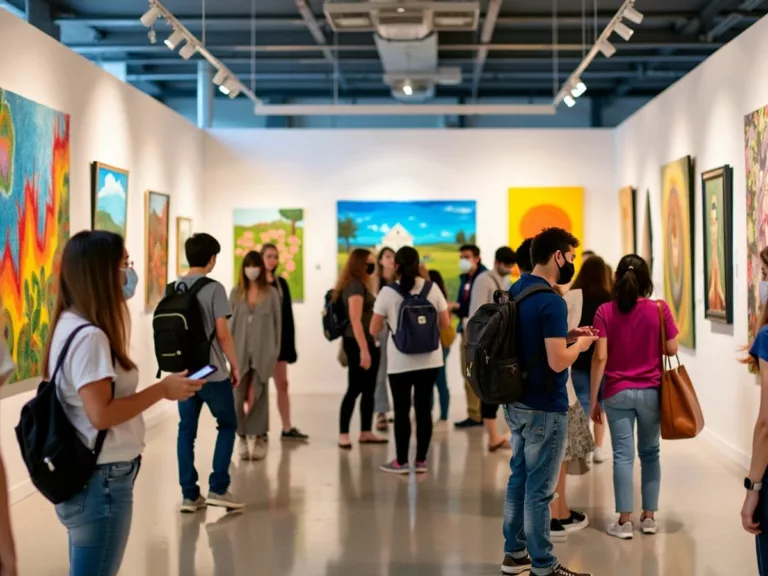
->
[188,365,217,380]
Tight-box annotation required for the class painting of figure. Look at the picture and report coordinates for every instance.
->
[661,156,695,349]
[702,166,733,323]
[746,105,768,341]
[0,88,70,384]
[145,191,170,309]
[92,162,129,237]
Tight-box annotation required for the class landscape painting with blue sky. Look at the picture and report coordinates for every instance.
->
[93,163,129,237]
[337,200,476,297]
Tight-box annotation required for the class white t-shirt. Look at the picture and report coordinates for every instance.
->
[49,311,145,464]
[373,277,449,375]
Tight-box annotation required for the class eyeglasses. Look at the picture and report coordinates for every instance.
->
[122,260,134,269]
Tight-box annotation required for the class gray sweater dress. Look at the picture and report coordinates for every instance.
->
[229,286,282,436]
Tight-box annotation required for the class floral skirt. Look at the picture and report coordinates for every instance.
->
[564,402,595,471]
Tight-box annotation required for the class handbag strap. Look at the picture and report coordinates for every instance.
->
[657,301,666,372]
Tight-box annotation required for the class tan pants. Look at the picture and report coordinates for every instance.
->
[460,332,482,422]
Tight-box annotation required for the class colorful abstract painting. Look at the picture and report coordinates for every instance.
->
[145,191,169,309]
[508,187,584,272]
[234,208,304,302]
[0,88,70,383]
[619,186,636,256]
[176,217,192,277]
[661,156,695,349]
[746,105,768,342]
[92,162,128,237]
[640,191,653,271]
[702,165,733,324]
[337,201,476,299]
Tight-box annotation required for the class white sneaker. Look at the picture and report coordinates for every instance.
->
[641,517,658,535]
[206,491,245,512]
[180,495,206,514]
[250,436,268,461]
[592,446,606,463]
[608,521,634,540]
[238,437,250,461]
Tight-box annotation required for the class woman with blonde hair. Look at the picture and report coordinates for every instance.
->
[229,251,282,461]
[336,248,388,449]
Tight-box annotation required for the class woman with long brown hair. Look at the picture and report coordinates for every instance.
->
[229,251,281,461]
[336,248,387,449]
[742,247,768,573]
[374,247,396,432]
[47,231,200,576]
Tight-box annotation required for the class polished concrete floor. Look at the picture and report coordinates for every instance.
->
[12,394,756,575]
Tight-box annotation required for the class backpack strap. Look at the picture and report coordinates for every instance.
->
[174,276,215,297]
[513,283,556,303]
[512,283,558,392]
[49,324,94,383]
[418,281,433,300]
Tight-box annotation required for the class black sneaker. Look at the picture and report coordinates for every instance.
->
[560,510,589,532]
[501,553,532,575]
[281,427,309,441]
[454,418,483,429]
[550,518,568,542]
[550,564,592,576]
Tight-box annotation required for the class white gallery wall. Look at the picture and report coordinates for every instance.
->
[203,130,617,395]
[616,13,768,466]
[0,11,205,501]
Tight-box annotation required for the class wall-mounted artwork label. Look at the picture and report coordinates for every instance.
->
[145,191,170,310]
[92,162,128,237]
[702,166,733,324]
[337,201,476,299]
[177,217,192,277]
[0,88,70,384]
[661,156,695,349]
[508,187,584,277]
[745,105,768,342]
[234,208,304,302]
[619,186,637,255]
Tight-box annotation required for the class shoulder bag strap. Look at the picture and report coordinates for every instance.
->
[490,273,503,291]
[657,300,668,372]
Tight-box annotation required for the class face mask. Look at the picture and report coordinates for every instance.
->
[365,263,375,276]
[556,253,575,285]
[122,267,138,300]
[760,281,768,306]
[459,258,473,274]
[244,267,261,281]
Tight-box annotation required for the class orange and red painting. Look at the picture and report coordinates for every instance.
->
[145,191,170,309]
[0,88,70,383]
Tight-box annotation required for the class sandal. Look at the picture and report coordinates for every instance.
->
[359,436,389,445]
[338,443,353,451]
[489,438,512,453]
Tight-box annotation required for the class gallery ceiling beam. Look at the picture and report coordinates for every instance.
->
[679,0,734,35]
[706,0,768,40]
[294,0,346,88]
[471,0,502,100]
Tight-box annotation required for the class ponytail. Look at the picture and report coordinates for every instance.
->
[615,267,640,313]
[613,254,653,313]
[395,246,421,293]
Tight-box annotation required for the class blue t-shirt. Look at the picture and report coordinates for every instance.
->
[508,274,569,413]
[750,325,768,363]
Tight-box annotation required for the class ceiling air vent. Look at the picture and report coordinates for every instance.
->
[324,1,479,33]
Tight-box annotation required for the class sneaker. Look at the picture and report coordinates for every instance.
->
[238,437,250,461]
[180,495,206,514]
[607,520,634,540]
[550,518,568,542]
[454,417,483,429]
[250,436,268,461]
[206,491,245,511]
[560,510,589,532]
[501,553,532,575]
[641,517,658,535]
[414,460,428,473]
[551,564,593,576]
[380,460,410,475]
[281,427,309,441]
[592,446,606,463]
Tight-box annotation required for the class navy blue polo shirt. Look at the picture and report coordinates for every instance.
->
[508,274,569,413]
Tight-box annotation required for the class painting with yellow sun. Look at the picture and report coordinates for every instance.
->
[508,187,584,279]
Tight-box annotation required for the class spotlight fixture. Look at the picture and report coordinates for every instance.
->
[403,83,413,96]
[178,41,197,60]
[222,77,240,97]
[397,7,405,12]
[212,69,228,86]
[564,95,576,108]
[623,5,644,25]
[598,39,616,58]
[570,80,587,98]
[164,29,185,50]
[613,21,634,41]
[140,5,161,27]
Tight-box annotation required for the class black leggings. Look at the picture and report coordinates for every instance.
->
[389,368,439,465]
[481,401,500,420]
[339,338,380,435]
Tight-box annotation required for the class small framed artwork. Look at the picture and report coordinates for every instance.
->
[91,162,129,237]
[145,191,170,309]
[176,217,192,276]
[702,165,733,324]
[619,186,637,255]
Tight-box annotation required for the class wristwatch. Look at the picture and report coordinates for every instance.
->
[745,477,764,491]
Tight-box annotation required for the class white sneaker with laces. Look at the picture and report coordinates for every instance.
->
[592,446,606,463]
[607,520,634,540]
[250,436,268,461]
[641,517,658,535]
[206,491,245,511]
[238,437,250,461]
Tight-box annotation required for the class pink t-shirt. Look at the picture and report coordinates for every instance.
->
[593,299,679,399]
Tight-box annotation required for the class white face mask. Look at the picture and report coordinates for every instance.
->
[244,267,261,281]
[459,258,473,274]
[760,281,768,306]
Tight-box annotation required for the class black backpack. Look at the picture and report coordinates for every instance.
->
[15,324,114,504]
[153,278,214,376]
[388,281,440,355]
[322,289,348,341]
[463,285,554,404]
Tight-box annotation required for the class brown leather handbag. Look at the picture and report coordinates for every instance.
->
[657,301,705,440]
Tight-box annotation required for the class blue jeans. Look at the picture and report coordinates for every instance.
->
[432,347,450,420]
[503,404,567,575]
[177,379,237,500]
[605,387,661,513]
[55,457,141,576]
[571,368,603,416]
